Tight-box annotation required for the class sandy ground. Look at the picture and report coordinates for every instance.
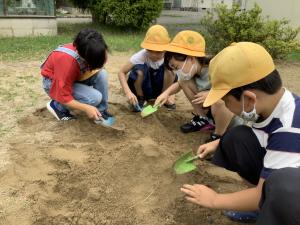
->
[0,53,299,225]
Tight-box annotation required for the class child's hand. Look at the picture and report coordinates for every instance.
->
[192,91,209,105]
[84,105,102,120]
[154,92,169,107]
[126,91,138,105]
[197,139,219,159]
[180,184,218,209]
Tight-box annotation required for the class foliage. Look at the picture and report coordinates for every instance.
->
[71,0,163,29]
[55,0,74,8]
[200,4,300,59]
[69,0,92,11]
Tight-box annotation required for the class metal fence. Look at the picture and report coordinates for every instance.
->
[164,0,247,11]
[0,0,55,16]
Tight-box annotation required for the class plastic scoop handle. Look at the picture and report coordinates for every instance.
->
[185,155,200,163]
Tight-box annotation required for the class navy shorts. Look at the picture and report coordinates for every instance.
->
[127,63,177,100]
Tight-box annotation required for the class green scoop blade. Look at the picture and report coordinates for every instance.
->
[141,105,158,118]
[173,151,199,174]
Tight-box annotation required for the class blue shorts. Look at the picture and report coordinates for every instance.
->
[127,64,177,100]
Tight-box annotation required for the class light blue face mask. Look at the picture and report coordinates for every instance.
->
[240,95,259,123]
[175,58,196,81]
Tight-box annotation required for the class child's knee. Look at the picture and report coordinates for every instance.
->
[89,91,102,106]
[136,70,144,78]
[133,70,144,87]
[212,100,225,109]
[97,69,108,81]
[178,79,192,89]
[164,69,175,80]
[211,100,226,115]
[221,125,251,146]
[163,70,176,88]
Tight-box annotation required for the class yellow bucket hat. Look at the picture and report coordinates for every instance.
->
[164,30,206,57]
[141,24,170,51]
[203,42,275,107]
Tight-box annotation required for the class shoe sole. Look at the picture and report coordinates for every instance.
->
[200,124,215,131]
[223,211,258,223]
[166,107,176,111]
[164,104,176,111]
[46,101,60,121]
[180,124,215,133]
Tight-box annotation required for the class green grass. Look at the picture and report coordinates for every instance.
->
[0,23,144,61]
[0,22,202,62]
[287,50,300,61]
[1,21,299,62]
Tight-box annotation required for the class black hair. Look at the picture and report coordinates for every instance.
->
[227,69,282,100]
[73,28,108,70]
[164,51,212,70]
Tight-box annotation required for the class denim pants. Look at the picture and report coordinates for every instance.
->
[42,69,109,113]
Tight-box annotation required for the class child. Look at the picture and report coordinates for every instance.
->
[181,42,300,224]
[155,30,237,142]
[41,28,114,124]
[118,24,177,111]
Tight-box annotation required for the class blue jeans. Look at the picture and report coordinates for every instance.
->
[42,69,109,113]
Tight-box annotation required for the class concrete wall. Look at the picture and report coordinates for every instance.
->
[180,0,229,9]
[246,0,300,29]
[0,17,57,37]
[176,0,247,10]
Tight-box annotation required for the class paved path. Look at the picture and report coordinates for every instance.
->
[57,10,206,25]
[157,9,206,24]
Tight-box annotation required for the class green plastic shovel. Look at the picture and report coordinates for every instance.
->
[173,151,200,174]
[141,105,159,118]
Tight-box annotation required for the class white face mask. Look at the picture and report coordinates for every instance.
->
[240,95,259,123]
[175,58,196,81]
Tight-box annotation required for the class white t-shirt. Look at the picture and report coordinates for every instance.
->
[130,49,164,70]
[252,89,300,178]
[194,67,211,91]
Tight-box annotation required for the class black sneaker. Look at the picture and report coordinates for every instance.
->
[205,132,222,143]
[100,110,114,120]
[47,100,75,121]
[164,103,176,111]
[180,114,215,133]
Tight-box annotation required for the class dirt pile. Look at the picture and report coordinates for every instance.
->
[1,55,299,225]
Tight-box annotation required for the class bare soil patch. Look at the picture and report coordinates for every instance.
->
[0,54,299,225]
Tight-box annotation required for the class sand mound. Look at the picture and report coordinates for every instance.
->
[8,55,296,224]
[0,102,244,225]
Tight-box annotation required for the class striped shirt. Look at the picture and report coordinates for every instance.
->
[252,89,300,179]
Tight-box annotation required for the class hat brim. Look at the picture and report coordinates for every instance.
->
[141,42,168,52]
[203,88,231,107]
[164,44,205,57]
